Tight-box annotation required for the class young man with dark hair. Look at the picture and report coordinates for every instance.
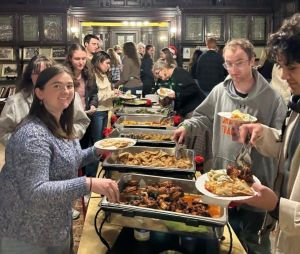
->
[83,34,100,59]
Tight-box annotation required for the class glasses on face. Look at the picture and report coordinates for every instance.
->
[223,59,249,70]
[52,82,74,91]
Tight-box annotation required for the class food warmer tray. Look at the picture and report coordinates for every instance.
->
[100,173,227,231]
[114,115,175,130]
[115,106,167,117]
[108,128,175,147]
[102,146,195,178]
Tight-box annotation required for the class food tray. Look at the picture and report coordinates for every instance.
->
[101,173,227,229]
[114,115,174,129]
[115,106,167,116]
[108,128,175,147]
[102,146,195,176]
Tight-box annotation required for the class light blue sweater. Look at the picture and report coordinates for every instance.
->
[0,118,97,246]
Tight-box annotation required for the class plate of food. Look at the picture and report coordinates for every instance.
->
[195,166,260,206]
[94,137,136,151]
[157,87,174,98]
[119,91,137,100]
[123,99,148,106]
[218,110,257,123]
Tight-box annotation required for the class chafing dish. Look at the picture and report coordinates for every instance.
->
[115,106,167,116]
[102,146,195,177]
[101,174,227,235]
[114,115,175,129]
[108,128,175,147]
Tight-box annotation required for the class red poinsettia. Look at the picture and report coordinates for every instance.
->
[146,99,152,106]
[102,127,113,137]
[173,115,181,126]
[111,114,119,125]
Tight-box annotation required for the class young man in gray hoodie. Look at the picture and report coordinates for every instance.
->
[174,39,287,254]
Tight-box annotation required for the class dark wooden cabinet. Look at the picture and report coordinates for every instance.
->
[229,14,270,43]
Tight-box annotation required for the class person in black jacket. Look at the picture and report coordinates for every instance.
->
[153,60,205,118]
[196,37,227,96]
[141,44,155,96]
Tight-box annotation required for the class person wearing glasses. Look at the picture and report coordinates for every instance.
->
[174,39,287,254]
[237,13,300,254]
[0,65,119,254]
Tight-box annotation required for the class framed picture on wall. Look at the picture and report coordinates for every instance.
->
[43,15,63,41]
[1,64,17,77]
[0,15,13,42]
[183,48,191,59]
[24,47,40,60]
[51,47,66,60]
[0,48,14,60]
[21,15,39,41]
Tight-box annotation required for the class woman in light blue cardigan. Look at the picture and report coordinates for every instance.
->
[0,65,119,254]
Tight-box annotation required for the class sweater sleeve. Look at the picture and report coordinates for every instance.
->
[279,198,300,235]
[254,124,281,157]
[182,92,215,137]
[13,132,89,205]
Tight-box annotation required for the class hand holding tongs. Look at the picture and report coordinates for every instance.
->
[235,133,252,167]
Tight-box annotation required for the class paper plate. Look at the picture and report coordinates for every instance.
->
[94,137,136,151]
[119,94,137,100]
[218,112,257,123]
[195,170,260,206]
[157,88,174,98]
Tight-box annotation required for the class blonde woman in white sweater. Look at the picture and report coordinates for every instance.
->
[91,51,121,142]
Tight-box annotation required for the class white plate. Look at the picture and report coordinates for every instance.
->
[195,170,260,206]
[94,137,136,151]
[157,88,174,98]
[218,112,257,123]
[119,94,137,100]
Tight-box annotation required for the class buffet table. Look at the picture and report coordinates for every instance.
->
[77,192,247,254]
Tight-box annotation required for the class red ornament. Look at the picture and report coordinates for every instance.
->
[194,155,205,164]
[102,127,113,137]
[173,115,181,126]
[146,99,152,106]
[111,114,119,124]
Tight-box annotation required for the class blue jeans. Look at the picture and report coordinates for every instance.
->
[85,111,108,177]
[0,236,70,254]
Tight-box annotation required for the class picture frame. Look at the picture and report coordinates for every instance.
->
[43,15,63,41]
[1,64,17,77]
[0,15,13,42]
[21,15,39,41]
[0,48,14,60]
[183,48,191,59]
[51,47,66,60]
[23,47,40,60]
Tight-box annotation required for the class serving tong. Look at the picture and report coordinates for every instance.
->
[174,142,186,160]
[235,133,252,167]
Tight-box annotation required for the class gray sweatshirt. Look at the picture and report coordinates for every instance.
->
[0,118,98,246]
[183,69,287,188]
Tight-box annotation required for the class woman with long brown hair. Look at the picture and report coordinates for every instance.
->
[117,42,142,94]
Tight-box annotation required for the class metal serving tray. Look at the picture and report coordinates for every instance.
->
[108,128,175,147]
[115,106,167,117]
[101,173,227,229]
[114,115,174,130]
[102,146,195,175]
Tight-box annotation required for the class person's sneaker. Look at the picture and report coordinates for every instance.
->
[72,208,80,220]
